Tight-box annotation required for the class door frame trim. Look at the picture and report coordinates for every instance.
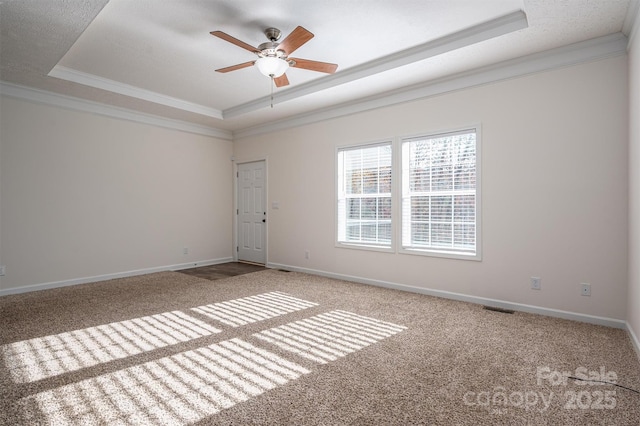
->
[233,157,268,264]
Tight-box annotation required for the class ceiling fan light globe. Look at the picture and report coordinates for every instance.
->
[255,56,289,78]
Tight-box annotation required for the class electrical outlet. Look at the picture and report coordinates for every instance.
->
[183,247,189,255]
[304,250,310,259]
[530,277,541,290]
[580,283,591,297]
[0,265,5,276]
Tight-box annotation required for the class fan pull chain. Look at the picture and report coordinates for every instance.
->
[270,75,274,109]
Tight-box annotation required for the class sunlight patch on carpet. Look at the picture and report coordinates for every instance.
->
[254,310,407,364]
[16,338,310,425]
[2,311,221,383]
[191,291,318,327]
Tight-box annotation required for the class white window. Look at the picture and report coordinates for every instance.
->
[401,129,480,259]
[337,142,392,248]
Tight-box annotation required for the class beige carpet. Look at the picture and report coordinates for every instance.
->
[1,269,639,425]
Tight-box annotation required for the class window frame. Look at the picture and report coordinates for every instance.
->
[398,126,482,261]
[335,140,395,253]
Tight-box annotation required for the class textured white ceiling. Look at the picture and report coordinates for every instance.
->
[0,0,635,134]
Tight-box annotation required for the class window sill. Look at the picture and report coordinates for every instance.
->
[336,242,395,254]
[399,247,482,261]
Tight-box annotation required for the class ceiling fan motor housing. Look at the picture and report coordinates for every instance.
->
[258,42,295,66]
[257,42,286,58]
[259,28,290,61]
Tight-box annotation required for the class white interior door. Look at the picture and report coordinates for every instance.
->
[237,161,266,264]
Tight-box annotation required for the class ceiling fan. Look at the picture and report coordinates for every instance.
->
[211,26,338,87]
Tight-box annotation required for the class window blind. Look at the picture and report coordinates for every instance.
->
[401,130,477,254]
[337,143,392,246]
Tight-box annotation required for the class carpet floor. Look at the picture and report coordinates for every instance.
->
[1,269,639,425]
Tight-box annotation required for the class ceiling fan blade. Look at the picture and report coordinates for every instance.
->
[215,61,255,73]
[277,26,313,55]
[290,58,338,74]
[274,74,290,87]
[210,31,259,53]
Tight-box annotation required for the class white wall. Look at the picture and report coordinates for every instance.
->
[234,55,629,321]
[0,96,233,293]
[628,20,640,348]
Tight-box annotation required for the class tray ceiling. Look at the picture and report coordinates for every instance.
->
[0,0,636,136]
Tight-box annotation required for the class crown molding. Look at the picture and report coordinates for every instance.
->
[233,33,628,140]
[1,31,628,143]
[0,82,233,140]
[49,65,224,120]
[224,10,529,119]
[624,0,639,49]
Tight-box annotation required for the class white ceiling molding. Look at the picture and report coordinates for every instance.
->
[623,0,639,49]
[233,33,628,140]
[0,82,233,141]
[48,66,224,120]
[224,10,529,119]
[1,31,626,143]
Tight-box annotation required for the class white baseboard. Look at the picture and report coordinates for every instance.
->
[268,262,627,330]
[3,259,632,338]
[627,321,640,362]
[0,257,233,297]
